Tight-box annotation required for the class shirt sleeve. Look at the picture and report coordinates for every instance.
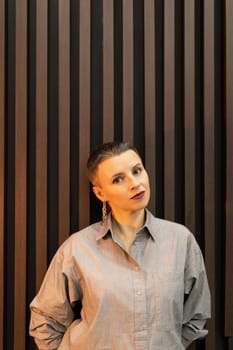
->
[29,247,81,349]
[182,234,211,348]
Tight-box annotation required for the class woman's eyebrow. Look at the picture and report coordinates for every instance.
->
[133,162,142,167]
[111,172,124,180]
[111,163,142,179]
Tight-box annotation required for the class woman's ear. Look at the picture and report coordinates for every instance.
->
[92,186,105,202]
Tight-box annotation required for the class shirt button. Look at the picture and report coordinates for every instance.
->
[136,290,142,296]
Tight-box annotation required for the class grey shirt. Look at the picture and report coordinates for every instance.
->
[30,210,211,349]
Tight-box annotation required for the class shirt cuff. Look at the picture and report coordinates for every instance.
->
[182,322,208,348]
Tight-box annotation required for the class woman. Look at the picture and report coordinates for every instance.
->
[30,141,211,349]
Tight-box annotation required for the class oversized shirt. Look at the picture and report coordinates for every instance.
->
[29,209,211,349]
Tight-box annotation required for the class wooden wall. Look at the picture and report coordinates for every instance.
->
[0,0,233,349]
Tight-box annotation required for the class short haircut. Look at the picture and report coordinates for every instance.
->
[86,141,140,184]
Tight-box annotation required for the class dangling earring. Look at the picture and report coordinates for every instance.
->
[102,201,107,221]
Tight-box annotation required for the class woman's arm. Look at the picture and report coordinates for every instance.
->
[30,307,67,349]
[29,249,80,349]
[182,235,211,348]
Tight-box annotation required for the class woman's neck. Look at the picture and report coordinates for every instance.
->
[111,209,146,238]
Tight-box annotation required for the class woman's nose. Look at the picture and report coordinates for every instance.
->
[128,176,140,189]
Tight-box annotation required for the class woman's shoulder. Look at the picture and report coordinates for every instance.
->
[44,221,107,269]
[150,214,201,253]
[50,221,106,264]
[146,211,198,250]
[148,211,191,236]
[63,220,105,246]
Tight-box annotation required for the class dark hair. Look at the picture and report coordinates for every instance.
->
[86,141,140,184]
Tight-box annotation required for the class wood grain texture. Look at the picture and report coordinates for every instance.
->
[0,0,5,347]
[164,0,175,221]
[144,0,156,213]
[225,0,233,337]
[103,0,114,142]
[203,0,216,348]
[122,0,134,144]
[36,0,48,290]
[58,0,70,245]
[184,0,196,233]
[79,0,91,229]
[14,1,27,349]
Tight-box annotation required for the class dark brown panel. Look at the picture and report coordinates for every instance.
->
[164,0,175,221]
[36,0,48,290]
[14,1,27,349]
[0,0,5,346]
[184,0,195,233]
[58,0,70,244]
[203,0,216,348]
[225,0,233,337]
[79,0,90,229]
[144,0,156,213]
[122,0,134,143]
[103,0,114,142]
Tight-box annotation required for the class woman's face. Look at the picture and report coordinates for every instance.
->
[93,150,150,215]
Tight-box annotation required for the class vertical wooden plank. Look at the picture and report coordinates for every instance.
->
[204,0,215,348]
[144,0,155,213]
[122,0,134,144]
[103,0,114,142]
[58,0,70,244]
[184,5,196,347]
[36,0,48,290]
[0,0,5,347]
[225,0,233,337]
[79,0,90,228]
[164,0,175,221]
[184,0,195,233]
[14,0,27,349]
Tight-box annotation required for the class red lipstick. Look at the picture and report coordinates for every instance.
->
[130,191,145,200]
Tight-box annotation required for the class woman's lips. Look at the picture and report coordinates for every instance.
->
[130,191,145,200]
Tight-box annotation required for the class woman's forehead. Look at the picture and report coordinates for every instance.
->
[97,150,142,174]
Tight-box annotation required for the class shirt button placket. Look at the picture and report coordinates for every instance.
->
[134,269,148,350]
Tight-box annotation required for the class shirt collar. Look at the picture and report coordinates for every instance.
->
[96,208,156,241]
[143,208,156,241]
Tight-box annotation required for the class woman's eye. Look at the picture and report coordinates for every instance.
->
[112,176,123,184]
[133,167,142,175]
